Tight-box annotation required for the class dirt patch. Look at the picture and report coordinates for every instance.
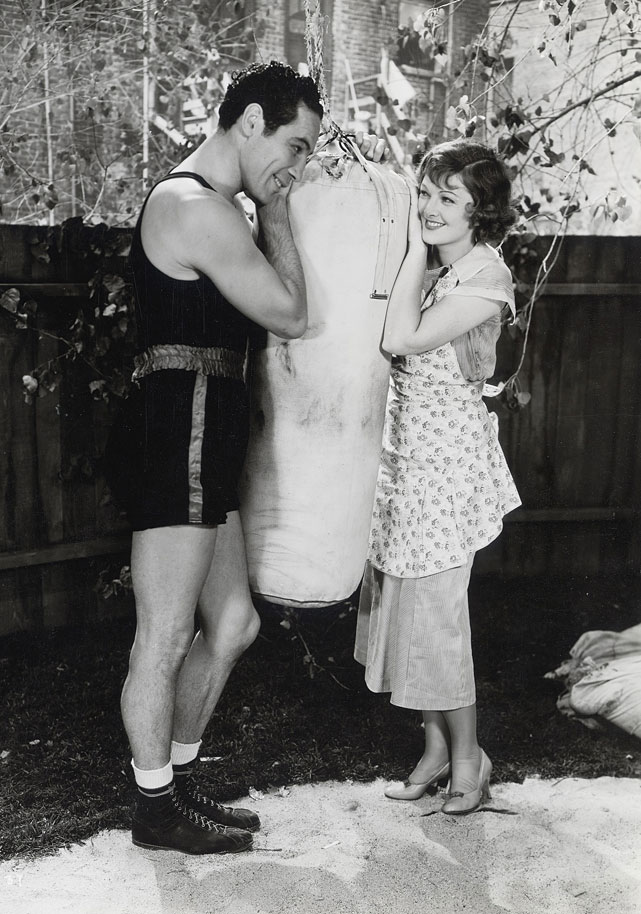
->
[2,777,640,914]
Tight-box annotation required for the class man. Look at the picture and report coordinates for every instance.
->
[106,60,383,856]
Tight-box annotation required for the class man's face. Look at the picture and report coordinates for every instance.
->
[241,103,321,205]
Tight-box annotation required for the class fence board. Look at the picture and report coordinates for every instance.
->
[34,311,65,544]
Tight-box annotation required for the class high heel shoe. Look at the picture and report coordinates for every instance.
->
[384,762,451,801]
[441,749,492,815]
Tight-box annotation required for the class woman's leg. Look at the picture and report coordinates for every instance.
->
[441,700,492,813]
[442,703,480,794]
[408,710,450,783]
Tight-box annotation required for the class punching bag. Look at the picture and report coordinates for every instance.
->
[239,150,412,607]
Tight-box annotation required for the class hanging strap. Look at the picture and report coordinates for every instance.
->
[342,137,399,301]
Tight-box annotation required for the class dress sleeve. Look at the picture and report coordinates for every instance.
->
[449,256,515,383]
[451,315,501,383]
[452,258,516,318]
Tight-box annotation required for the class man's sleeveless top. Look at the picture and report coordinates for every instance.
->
[129,171,253,368]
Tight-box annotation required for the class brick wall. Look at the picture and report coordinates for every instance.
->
[251,1,493,139]
[327,0,396,122]
[252,0,288,62]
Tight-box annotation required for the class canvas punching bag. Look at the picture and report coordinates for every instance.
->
[239,150,414,607]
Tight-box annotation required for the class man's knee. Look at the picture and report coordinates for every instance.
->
[242,607,261,651]
[129,621,195,674]
[204,602,261,660]
[227,604,261,658]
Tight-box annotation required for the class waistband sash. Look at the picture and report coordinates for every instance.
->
[132,343,245,381]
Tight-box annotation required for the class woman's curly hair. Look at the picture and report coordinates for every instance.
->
[417,139,516,244]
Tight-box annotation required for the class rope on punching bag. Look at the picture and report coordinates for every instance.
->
[302,1,373,156]
[303,0,331,120]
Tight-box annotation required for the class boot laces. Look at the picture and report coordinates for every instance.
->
[171,785,230,833]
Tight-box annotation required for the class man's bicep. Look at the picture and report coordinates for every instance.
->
[189,208,289,326]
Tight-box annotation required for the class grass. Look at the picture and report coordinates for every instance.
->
[1,572,640,860]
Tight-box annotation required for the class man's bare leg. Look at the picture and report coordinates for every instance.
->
[169,511,262,832]
[122,523,253,853]
[172,512,260,743]
[121,525,218,769]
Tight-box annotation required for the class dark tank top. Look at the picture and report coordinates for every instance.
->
[129,171,253,356]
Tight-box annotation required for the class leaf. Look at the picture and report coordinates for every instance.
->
[445,106,460,131]
[38,368,60,393]
[0,288,20,313]
[89,380,107,400]
[102,274,126,294]
[579,159,596,175]
[22,375,38,395]
[29,241,50,264]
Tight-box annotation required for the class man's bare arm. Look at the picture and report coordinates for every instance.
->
[141,183,308,339]
[255,192,307,338]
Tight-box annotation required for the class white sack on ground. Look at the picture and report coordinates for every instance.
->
[546,623,641,737]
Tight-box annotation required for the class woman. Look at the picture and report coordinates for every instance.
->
[355,139,521,814]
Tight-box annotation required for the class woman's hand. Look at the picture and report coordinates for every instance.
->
[406,181,424,251]
[353,131,387,163]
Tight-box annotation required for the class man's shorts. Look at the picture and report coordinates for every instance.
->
[105,370,249,531]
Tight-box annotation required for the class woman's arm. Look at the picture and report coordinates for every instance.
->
[383,291,503,357]
[380,182,429,354]
[382,185,504,356]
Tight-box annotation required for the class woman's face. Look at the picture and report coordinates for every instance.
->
[417,172,475,262]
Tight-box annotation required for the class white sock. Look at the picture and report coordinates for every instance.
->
[131,759,173,791]
[170,739,202,767]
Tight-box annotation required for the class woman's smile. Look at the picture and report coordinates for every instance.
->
[418,174,475,261]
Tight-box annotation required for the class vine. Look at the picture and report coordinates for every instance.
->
[383,0,641,407]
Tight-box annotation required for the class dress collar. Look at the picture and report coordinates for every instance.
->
[448,243,503,284]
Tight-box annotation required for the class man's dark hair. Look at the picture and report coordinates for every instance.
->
[218,60,323,134]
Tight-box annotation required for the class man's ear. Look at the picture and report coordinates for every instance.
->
[240,103,264,138]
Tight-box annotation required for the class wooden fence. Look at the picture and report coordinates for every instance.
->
[0,226,639,634]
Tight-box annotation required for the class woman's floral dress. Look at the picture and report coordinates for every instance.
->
[368,243,521,578]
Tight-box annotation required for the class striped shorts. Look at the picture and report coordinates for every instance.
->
[105,367,249,531]
[354,557,476,710]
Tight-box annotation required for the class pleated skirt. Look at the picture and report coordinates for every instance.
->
[354,557,476,710]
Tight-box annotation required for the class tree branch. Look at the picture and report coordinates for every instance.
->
[534,69,641,135]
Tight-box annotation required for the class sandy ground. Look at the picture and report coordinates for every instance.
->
[1,777,640,914]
